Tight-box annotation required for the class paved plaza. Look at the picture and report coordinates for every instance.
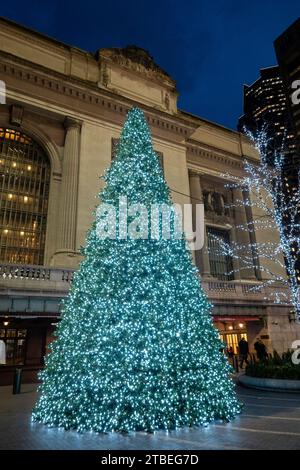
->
[0,382,300,450]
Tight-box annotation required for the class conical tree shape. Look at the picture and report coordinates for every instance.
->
[32,108,241,432]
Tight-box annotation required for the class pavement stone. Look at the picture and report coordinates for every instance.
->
[0,383,300,450]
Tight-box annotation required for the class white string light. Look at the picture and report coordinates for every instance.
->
[32,107,241,433]
[212,128,300,321]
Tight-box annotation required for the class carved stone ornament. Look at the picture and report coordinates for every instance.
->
[164,92,170,110]
[97,46,176,88]
[101,63,109,87]
[10,105,23,127]
[203,190,231,224]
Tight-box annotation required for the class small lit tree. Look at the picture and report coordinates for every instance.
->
[214,130,300,322]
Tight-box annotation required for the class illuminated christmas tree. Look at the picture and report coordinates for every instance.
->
[32,107,241,433]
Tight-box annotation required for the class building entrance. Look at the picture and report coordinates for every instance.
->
[214,318,248,354]
[220,332,247,354]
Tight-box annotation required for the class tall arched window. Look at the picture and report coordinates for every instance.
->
[0,128,51,265]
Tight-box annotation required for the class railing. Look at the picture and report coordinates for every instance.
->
[241,283,263,295]
[206,281,236,292]
[0,263,290,304]
[205,280,264,295]
[201,278,290,304]
[0,263,74,283]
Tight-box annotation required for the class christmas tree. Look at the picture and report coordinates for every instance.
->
[32,107,241,433]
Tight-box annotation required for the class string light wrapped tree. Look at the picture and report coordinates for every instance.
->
[32,107,241,433]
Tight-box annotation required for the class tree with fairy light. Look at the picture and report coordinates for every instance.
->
[32,107,241,433]
[211,129,300,322]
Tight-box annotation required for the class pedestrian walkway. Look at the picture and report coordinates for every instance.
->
[1,384,300,449]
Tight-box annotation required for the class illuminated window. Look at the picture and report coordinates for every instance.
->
[0,128,50,265]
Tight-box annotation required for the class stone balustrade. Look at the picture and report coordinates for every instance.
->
[0,263,290,307]
[0,263,74,283]
[201,278,290,306]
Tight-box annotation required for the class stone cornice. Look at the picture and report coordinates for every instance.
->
[0,17,90,57]
[186,140,244,170]
[0,51,196,139]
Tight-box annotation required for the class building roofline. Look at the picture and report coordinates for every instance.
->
[0,16,245,139]
[275,17,300,44]
[243,65,280,88]
[179,109,241,136]
[0,16,94,57]
[260,65,279,71]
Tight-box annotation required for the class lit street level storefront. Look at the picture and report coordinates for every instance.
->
[1,326,27,365]
[213,315,265,354]
[0,313,58,385]
[0,312,266,385]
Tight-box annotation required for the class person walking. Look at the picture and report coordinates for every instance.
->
[227,346,234,359]
[227,346,234,366]
[254,338,268,361]
[238,337,249,368]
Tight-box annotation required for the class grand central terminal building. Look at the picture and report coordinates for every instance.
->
[0,17,299,384]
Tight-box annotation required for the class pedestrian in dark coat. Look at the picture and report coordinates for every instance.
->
[227,346,234,359]
[254,338,268,361]
[238,337,249,368]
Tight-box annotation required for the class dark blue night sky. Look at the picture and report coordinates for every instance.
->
[2,0,299,130]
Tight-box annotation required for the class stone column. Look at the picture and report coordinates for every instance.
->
[229,226,241,280]
[233,188,256,279]
[51,118,81,267]
[201,227,211,277]
[189,172,211,277]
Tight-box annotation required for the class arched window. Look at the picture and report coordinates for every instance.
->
[0,128,51,265]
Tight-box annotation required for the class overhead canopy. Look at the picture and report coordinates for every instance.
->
[213,316,261,322]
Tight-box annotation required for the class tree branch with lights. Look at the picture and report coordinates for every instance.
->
[212,129,300,322]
